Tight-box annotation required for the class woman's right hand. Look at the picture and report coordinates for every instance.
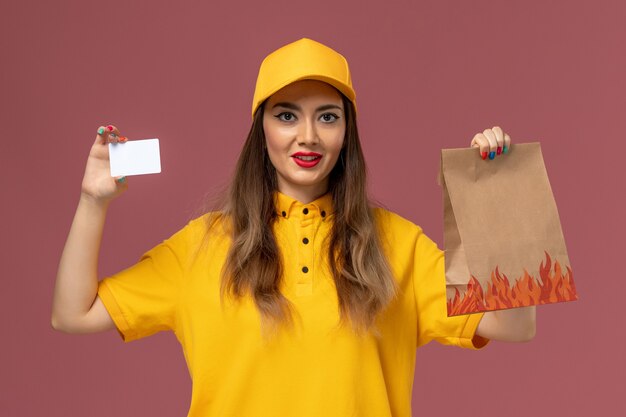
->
[81,124,129,204]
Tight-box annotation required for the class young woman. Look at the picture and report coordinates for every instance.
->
[52,38,535,417]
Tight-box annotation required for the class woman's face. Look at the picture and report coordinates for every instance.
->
[263,79,346,202]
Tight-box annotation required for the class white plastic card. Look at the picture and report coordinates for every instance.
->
[109,138,161,177]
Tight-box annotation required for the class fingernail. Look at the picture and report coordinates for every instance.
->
[503,146,508,154]
[481,151,488,160]
[106,125,114,131]
[97,127,105,135]
[120,136,128,142]
[117,176,126,183]
[497,146,502,155]
[489,151,495,160]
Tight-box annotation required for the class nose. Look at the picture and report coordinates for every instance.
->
[297,116,319,145]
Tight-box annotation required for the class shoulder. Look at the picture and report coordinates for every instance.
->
[370,206,430,254]
[191,211,233,237]
[371,206,424,237]
[152,212,232,267]
[161,212,230,250]
[369,207,441,276]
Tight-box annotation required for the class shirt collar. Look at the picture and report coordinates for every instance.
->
[273,190,334,220]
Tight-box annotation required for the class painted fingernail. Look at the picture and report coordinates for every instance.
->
[481,151,488,160]
[117,176,126,183]
[120,136,128,142]
[97,127,105,135]
[489,151,495,160]
[497,146,502,155]
[503,146,508,154]
[106,125,114,131]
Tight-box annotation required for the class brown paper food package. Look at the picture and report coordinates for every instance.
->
[439,142,578,316]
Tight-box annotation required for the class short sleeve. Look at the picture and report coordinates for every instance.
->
[97,220,197,342]
[413,229,490,350]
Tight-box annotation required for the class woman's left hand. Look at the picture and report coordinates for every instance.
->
[470,126,511,160]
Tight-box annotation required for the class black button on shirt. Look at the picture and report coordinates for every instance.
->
[302,266,309,273]
[302,237,309,244]
[303,208,309,215]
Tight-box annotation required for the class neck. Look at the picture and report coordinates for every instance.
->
[277,181,329,204]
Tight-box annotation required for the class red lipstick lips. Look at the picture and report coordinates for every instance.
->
[292,152,322,168]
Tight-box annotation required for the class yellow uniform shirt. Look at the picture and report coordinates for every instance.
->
[97,191,489,417]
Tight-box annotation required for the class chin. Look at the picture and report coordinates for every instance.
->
[282,174,327,187]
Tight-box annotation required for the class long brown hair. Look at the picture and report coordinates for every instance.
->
[201,91,397,338]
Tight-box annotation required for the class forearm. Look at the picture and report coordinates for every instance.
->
[476,305,536,342]
[52,194,109,329]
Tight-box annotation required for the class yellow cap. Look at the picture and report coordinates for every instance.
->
[251,38,357,119]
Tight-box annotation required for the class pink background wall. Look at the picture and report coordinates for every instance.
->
[2,0,624,415]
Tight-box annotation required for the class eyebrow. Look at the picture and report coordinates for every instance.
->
[271,102,343,112]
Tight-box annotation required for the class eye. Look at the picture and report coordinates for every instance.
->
[275,112,296,122]
[320,113,340,123]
